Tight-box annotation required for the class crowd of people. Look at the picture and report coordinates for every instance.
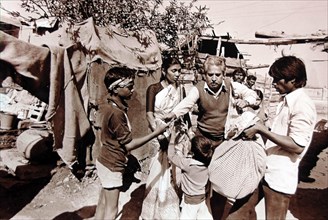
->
[93,53,317,220]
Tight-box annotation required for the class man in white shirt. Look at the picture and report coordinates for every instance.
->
[230,56,317,220]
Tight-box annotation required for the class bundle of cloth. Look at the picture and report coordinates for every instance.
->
[209,111,267,200]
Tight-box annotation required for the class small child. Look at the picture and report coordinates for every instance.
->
[167,120,213,220]
[94,67,169,219]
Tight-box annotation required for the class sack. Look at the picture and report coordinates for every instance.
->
[208,139,266,199]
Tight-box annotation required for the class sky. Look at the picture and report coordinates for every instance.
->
[191,0,328,88]
[1,0,328,88]
[192,0,327,39]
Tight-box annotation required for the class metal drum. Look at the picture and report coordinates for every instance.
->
[16,129,53,161]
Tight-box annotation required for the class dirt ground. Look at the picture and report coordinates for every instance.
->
[0,130,327,220]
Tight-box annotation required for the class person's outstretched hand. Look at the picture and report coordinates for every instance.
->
[243,122,267,139]
[161,112,177,122]
[234,99,249,109]
[154,119,169,133]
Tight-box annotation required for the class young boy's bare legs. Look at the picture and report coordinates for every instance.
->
[95,187,120,219]
[95,188,105,219]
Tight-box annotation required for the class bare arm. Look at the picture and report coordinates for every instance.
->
[146,111,156,131]
[162,86,199,122]
[147,111,167,141]
[167,126,189,169]
[243,122,305,154]
[125,120,169,151]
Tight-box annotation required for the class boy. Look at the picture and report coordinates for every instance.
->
[94,67,169,219]
[167,120,213,219]
[232,56,317,219]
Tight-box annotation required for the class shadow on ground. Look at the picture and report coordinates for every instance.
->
[0,177,51,219]
[119,184,145,220]
[291,129,328,220]
[290,188,328,220]
[298,130,328,182]
[53,205,96,220]
[52,184,146,220]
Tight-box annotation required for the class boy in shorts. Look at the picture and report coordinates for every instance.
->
[94,67,169,219]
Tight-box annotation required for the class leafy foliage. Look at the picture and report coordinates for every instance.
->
[19,0,212,49]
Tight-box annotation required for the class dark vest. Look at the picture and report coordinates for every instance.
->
[195,79,232,138]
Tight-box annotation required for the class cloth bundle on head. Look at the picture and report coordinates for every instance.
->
[209,111,266,200]
[108,78,134,91]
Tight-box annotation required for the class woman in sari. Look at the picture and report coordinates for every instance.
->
[140,54,183,219]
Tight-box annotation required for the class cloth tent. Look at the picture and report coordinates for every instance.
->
[0,17,162,166]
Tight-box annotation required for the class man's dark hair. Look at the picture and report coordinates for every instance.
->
[269,56,307,88]
[254,89,263,101]
[246,75,257,81]
[232,67,247,79]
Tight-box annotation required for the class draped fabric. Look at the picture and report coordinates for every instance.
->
[154,84,183,120]
[141,84,183,219]
[148,84,184,157]
[141,151,180,219]
[0,17,162,165]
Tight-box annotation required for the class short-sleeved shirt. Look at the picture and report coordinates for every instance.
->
[96,96,133,173]
[265,88,316,194]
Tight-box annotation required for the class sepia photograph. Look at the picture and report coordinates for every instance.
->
[0,0,327,219]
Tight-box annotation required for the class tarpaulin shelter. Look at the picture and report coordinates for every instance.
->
[0,15,21,38]
[0,17,162,166]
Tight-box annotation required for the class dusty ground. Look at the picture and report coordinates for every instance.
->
[0,130,327,220]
